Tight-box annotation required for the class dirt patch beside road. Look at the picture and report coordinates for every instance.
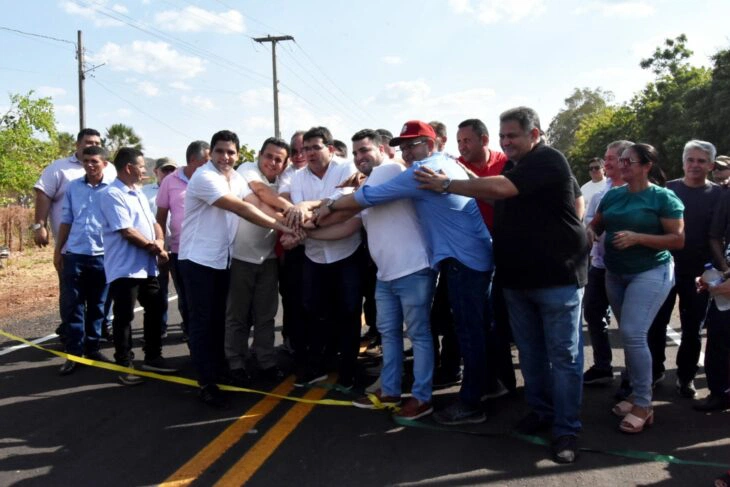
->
[0,246,60,345]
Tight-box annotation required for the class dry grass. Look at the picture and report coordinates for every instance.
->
[0,245,59,322]
[0,206,34,251]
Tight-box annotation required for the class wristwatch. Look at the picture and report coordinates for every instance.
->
[441,178,452,192]
[30,223,43,231]
[325,198,337,211]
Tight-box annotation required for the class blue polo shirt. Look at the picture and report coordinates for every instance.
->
[354,152,493,272]
[60,176,110,255]
[99,178,159,283]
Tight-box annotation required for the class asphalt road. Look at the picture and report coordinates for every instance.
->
[0,297,728,487]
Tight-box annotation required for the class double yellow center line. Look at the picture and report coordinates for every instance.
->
[161,376,333,486]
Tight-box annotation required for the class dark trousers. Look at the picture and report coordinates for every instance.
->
[109,276,163,365]
[584,265,613,370]
[430,274,461,375]
[179,259,229,387]
[648,274,709,382]
[60,253,108,355]
[362,251,378,333]
[157,259,170,332]
[490,274,517,391]
[279,245,306,343]
[441,258,492,406]
[169,253,189,333]
[704,302,730,396]
[298,248,364,383]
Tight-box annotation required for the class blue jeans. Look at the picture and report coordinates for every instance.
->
[605,261,674,407]
[376,268,436,402]
[441,258,492,407]
[504,285,584,438]
[60,253,108,355]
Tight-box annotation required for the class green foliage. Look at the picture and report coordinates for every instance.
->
[0,92,59,202]
[103,123,143,160]
[546,87,613,156]
[56,131,76,157]
[239,144,255,163]
[558,34,726,184]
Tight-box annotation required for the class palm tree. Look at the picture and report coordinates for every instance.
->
[103,123,143,160]
[56,132,76,157]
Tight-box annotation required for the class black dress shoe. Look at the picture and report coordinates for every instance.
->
[59,360,77,375]
[693,394,730,412]
[200,384,229,409]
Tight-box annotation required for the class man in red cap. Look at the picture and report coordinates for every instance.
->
[319,120,496,425]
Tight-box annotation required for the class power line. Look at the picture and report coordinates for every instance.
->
[0,26,75,45]
[91,78,194,140]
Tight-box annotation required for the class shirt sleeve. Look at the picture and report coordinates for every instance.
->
[710,191,730,239]
[60,185,74,225]
[34,163,60,198]
[100,188,134,232]
[290,171,304,204]
[354,166,421,207]
[237,163,265,185]
[194,170,233,205]
[156,176,171,210]
[659,188,685,219]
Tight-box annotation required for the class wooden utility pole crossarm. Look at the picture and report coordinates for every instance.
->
[253,35,294,139]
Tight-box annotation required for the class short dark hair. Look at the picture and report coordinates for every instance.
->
[82,145,106,158]
[77,128,101,142]
[429,121,447,139]
[587,157,603,167]
[259,136,291,159]
[303,126,334,146]
[458,118,489,138]
[375,129,393,142]
[186,140,210,164]
[500,107,542,134]
[113,147,144,172]
[210,130,240,153]
[333,140,347,155]
[351,129,382,146]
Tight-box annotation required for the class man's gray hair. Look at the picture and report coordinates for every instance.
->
[607,140,634,155]
[683,139,716,163]
[499,106,542,134]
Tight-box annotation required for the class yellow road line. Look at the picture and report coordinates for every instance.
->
[160,377,296,487]
[213,379,333,486]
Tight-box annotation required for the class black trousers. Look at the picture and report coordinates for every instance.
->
[110,276,163,366]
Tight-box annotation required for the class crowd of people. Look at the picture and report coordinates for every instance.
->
[31,105,730,466]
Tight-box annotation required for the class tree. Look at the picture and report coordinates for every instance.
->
[103,123,143,160]
[57,131,76,157]
[0,92,58,202]
[546,87,614,156]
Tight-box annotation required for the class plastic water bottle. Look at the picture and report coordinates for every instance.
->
[702,263,730,311]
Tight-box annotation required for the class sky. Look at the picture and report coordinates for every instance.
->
[2,0,730,163]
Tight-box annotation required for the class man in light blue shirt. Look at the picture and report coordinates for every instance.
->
[322,120,495,425]
[54,146,111,375]
[100,147,177,384]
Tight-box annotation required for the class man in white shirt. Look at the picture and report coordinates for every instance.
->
[580,157,606,219]
[178,130,294,407]
[225,137,291,383]
[308,129,436,419]
[287,126,363,389]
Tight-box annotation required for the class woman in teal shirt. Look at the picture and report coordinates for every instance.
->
[589,143,684,433]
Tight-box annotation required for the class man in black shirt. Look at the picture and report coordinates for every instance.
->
[648,140,723,398]
[415,106,588,464]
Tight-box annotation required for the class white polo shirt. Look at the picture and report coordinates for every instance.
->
[34,154,117,237]
[179,161,251,270]
[231,162,278,264]
[290,158,361,264]
[360,162,430,281]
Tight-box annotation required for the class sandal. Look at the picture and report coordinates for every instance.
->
[612,400,634,417]
[619,406,654,434]
[715,471,730,487]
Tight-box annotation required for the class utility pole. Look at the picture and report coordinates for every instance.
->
[77,30,85,131]
[253,35,294,139]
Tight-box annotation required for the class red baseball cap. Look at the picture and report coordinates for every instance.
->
[389,120,436,147]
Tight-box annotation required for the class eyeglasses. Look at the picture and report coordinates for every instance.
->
[588,166,602,171]
[618,157,642,167]
[302,145,326,153]
[399,140,426,152]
